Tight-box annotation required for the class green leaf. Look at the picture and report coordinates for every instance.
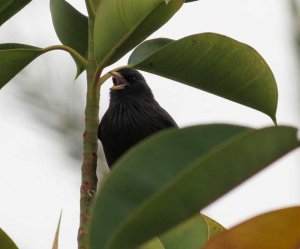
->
[129,38,173,65]
[90,124,246,249]
[90,125,299,249]
[90,0,101,13]
[0,228,18,249]
[94,0,184,67]
[139,238,165,249]
[128,33,278,122]
[0,0,32,26]
[0,44,43,89]
[139,214,224,249]
[203,206,300,249]
[184,0,199,2]
[203,216,225,238]
[160,214,225,249]
[50,0,88,77]
[50,0,88,56]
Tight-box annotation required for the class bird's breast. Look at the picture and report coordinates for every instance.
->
[107,100,156,138]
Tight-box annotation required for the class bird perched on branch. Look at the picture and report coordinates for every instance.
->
[98,68,178,168]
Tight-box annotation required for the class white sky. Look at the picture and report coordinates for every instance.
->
[0,0,299,248]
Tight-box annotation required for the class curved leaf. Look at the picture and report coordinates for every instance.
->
[0,228,18,249]
[90,124,246,249]
[129,38,173,65]
[129,33,278,122]
[203,207,300,249]
[0,0,32,26]
[50,0,88,57]
[94,0,184,67]
[185,0,199,2]
[0,44,43,89]
[50,0,88,76]
[90,125,299,249]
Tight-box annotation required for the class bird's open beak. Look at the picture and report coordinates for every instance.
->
[109,71,128,90]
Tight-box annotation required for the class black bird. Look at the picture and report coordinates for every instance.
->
[98,68,178,168]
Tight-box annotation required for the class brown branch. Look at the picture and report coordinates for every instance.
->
[77,14,99,249]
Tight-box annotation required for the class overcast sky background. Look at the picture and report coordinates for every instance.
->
[0,0,300,248]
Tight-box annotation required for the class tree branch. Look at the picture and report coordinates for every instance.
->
[78,16,99,249]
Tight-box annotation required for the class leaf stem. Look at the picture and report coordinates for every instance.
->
[44,45,89,66]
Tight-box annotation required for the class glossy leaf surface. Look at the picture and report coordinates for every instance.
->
[90,125,299,249]
[50,0,88,57]
[0,44,43,89]
[94,0,184,67]
[129,33,278,122]
[50,0,88,76]
[203,207,300,249]
[0,228,18,249]
[0,0,32,26]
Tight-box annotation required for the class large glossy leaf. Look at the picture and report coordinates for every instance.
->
[0,228,18,249]
[128,33,278,122]
[203,206,300,249]
[90,125,299,249]
[50,0,88,57]
[90,124,246,249]
[50,0,88,76]
[0,0,32,26]
[94,0,184,67]
[0,44,43,89]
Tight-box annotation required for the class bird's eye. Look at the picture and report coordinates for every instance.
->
[112,78,117,85]
[132,77,136,81]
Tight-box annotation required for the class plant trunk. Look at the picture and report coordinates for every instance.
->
[78,15,100,249]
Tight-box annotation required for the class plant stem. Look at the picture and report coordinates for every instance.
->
[44,45,89,66]
[78,15,99,249]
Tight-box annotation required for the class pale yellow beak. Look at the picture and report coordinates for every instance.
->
[109,71,128,91]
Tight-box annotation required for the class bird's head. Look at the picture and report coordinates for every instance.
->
[109,68,153,99]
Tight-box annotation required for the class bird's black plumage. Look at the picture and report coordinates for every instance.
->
[98,68,178,168]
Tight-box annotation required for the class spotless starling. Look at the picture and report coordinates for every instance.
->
[98,68,178,168]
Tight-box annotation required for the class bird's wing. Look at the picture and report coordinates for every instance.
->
[151,101,178,129]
